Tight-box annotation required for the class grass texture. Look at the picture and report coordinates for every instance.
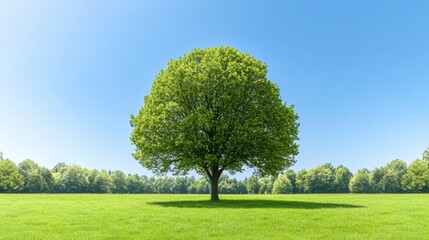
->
[0,194,428,239]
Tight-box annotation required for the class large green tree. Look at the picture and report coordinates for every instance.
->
[130,47,299,200]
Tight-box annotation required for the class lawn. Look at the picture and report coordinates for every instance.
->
[0,194,428,239]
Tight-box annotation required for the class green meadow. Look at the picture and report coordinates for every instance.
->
[1,194,428,240]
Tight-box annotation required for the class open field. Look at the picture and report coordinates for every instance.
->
[0,194,428,239]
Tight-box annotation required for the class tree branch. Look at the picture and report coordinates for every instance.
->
[202,166,213,179]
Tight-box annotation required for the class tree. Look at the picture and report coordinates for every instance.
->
[349,169,371,193]
[53,162,67,173]
[172,177,189,194]
[156,177,174,193]
[57,165,89,193]
[130,47,299,200]
[402,160,429,193]
[235,180,247,194]
[126,174,143,193]
[0,159,24,193]
[194,177,210,194]
[244,175,260,194]
[369,167,386,193]
[258,176,275,194]
[334,165,352,193]
[381,159,407,193]
[142,176,157,193]
[18,159,52,193]
[88,170,112,193]
[295,169,309,193]
[272,172,293,194]
[422,147,429,161]
[219,175,237,194]
[306,163,335,193]
[110,170,127,193]
[283,169,297,193]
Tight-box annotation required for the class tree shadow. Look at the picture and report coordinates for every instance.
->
[147,199,365,209]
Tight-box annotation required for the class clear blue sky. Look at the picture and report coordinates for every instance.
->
[1,1,428,177]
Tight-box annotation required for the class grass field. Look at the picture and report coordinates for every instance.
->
[0,194,428,239]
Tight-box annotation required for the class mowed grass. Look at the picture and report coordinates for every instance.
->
[0,194,428,239]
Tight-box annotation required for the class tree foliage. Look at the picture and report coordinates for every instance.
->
[422,147,429,161]
[381,159,407,193]
[307,163,335,193]
[401,160,429,193]
[272,171,293,194]
[3,146,429,194]
[18,159,52,193]
[334,165,352,193]
[349,169,371,193]
[130,47,299,200]
[0,159,24,193]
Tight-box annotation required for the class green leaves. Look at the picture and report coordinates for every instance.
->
[131,46,299,189]
[0,159,24,193]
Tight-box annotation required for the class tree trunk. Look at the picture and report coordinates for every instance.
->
[210,176,220,201]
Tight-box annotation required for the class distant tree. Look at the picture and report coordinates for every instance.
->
[18,159,51,193]
[402,160,429,193]
[244,175,260,194]
[422,147,429,162]
[306,163,335,193]
[187,183,197,194]
[0,159,24,193]
[272,172,293,194]
[87,170,99,193]
[369,167,386,193]
[349,169,371,193]
[295,169,309,193]
[126,174,144,193]
[194,177,210,194]
[52,162,67,173]
[110,170,128,193]
[381,159,407,193]
[172,177,189,194]
[235,180,247,194]
[186,176,196,194]
[334,165,352,193]
[156,177,175,193]
[258,176,274,194]
[141,176,156,193]
[219,175,237,194]
[52,162,69,192]
[55,165,88,193]
[130,47,299,200]
[40,167,54,192]
[88,170,112,193]
[283,169,297,193]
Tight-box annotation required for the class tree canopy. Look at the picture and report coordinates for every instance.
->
[2,154,429,194]
[130,46,299,200]
[423,147,429,161]
[349,169,371,193]
[0,159,24,193]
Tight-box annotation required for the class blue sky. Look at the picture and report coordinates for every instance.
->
[1,1,428,177]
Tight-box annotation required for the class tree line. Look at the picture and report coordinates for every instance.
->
[0,147,428,194]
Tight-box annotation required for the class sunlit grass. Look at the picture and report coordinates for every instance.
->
[0,194,428,239]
